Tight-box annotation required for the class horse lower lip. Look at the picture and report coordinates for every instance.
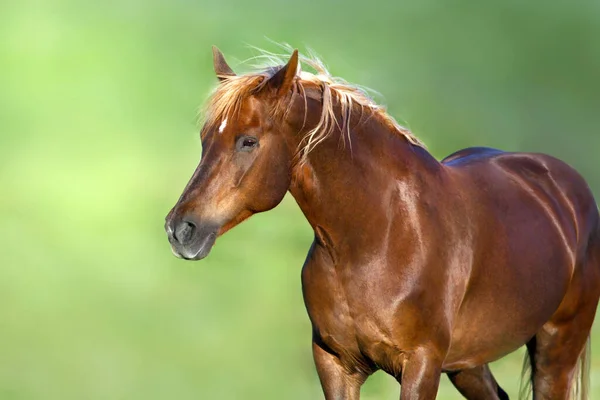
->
[170,245,183,259]
[182,232,216,260]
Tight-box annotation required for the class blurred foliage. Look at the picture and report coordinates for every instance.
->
[1,0,600,398]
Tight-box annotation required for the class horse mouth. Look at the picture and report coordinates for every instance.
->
[171,231,217,261]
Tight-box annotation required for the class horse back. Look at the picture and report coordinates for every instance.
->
[443,147,598,251]
[441,146,505,166]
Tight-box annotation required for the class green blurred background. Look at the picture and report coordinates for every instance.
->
[1,0,599,398]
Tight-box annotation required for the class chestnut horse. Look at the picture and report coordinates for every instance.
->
[165,47,600,399]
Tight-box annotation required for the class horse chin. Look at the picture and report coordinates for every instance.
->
[179,231,218,261]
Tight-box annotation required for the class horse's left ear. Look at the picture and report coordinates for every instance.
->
[212,46,236,81]
[268,50,299,95]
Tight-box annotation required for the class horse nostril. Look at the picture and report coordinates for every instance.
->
[174,221,196,245]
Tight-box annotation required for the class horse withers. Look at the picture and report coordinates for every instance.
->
[165,47,600,399]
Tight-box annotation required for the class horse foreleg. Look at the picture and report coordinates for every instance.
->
[312,340,366,400]
[447,364,509,400]
[398,347,443,400]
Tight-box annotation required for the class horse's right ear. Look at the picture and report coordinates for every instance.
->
[212,46,236,81]
[267,49,299,95]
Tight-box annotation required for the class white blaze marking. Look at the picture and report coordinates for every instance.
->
[218,118,228,133]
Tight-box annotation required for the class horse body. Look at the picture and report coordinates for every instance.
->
[166,47,600,399]
[294,111,600,388]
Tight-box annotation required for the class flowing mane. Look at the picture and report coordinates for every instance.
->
[201,48,425,161]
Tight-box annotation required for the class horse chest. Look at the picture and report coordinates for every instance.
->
[301,258,358,350]
[302,250,420,371]
[304,279,414,375]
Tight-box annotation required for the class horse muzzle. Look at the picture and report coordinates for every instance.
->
[165,217,219,261]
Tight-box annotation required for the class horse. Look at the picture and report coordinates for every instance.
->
[165,46,600,399]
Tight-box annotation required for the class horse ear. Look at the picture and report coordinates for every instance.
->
[212,46,235,81]
[268,49,299,95]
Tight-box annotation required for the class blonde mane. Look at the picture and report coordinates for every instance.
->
[201,48,425,161]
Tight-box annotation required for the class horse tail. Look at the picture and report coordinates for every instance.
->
[572,209,599,400]
[518,330,591,400]
[570,206,597,400]
[518,347,533,400]
[568,335,591,400]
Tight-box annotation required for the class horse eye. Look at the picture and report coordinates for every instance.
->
[236,136,259,152]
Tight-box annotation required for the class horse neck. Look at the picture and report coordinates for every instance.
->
[286,110,443,255]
